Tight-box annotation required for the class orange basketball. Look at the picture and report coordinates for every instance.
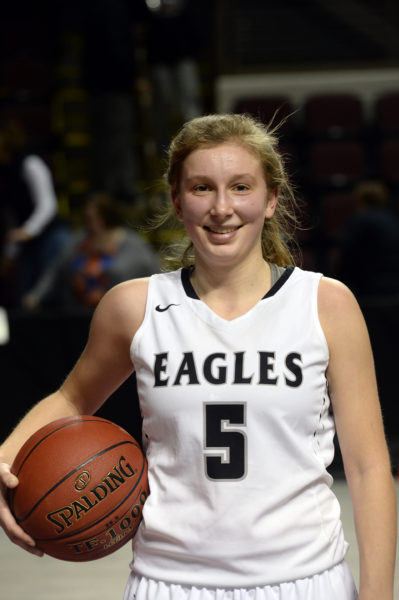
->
[8,416,149,562]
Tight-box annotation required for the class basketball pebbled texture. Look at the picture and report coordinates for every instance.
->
[8,415,149,561]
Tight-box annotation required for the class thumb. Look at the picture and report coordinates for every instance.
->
[0,463,19,488]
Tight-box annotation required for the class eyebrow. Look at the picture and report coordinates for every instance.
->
[183,173,257,182]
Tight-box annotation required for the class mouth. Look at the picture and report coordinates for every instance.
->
[203,225,243,234]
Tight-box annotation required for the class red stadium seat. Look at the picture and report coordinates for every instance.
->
[308,140,367,187]
[319,191,357,238]
[303,93,365,139]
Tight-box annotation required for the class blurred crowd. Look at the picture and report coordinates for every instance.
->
[1,0,399,312]
[0,116,159,311]
[0,0,206,311]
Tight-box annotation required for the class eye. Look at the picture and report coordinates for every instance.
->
[193,183,211,193]
[233,183,250,192]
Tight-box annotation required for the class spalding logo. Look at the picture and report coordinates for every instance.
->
[74,471,91,491]
[47,456,137,534]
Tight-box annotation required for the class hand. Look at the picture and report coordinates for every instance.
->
[21,293,40,311]
[7,227,33,243]
[0,462,43,556]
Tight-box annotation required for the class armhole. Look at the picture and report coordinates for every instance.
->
[314,275,330,361]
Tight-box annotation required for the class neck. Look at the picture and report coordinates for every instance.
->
[190,256,271,320]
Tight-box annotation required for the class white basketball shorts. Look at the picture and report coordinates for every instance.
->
[123,561,358,600]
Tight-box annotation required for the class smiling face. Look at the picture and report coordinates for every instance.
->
[172,142,278,269]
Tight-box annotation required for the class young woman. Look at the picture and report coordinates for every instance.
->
[0,114,396,600]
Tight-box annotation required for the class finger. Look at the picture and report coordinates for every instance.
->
[0,463,18,488]
[0,506,43,556]
[8,535,44,557]
[0,466,43,556]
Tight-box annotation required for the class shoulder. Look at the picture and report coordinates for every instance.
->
[317,276,368,352]
[121,229,158,255]
[120,228,142,245]
[318,276,360,316]
[66,229,85,248]
[90,277,151,343]
[318,276,356,311]
[99,276,151,313]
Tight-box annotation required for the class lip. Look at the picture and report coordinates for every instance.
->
[203,225,242,234]
[202,224,242,243]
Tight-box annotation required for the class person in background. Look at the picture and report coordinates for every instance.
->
[336,179,399,300]
[142,0,204,156]
[0,118,69,307]
[82,0,147,203]
[22,192,159,310]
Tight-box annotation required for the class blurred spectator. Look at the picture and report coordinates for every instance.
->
[82,0,147,203]
[335,179,399,299]
[22,192,159,310]
[143,0,204,155]
[0,118,69,307]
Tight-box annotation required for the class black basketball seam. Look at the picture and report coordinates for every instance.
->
[34,459,147,542]
[13,418,138,478]
[9,419,110,513]
[16,440,140,523]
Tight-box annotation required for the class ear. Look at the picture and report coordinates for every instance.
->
[265,187,278,219]
[171,189,184,222]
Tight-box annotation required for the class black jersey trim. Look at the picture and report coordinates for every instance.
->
[181,265,295,300]
[181,267,198,298]
[263,265,295,299]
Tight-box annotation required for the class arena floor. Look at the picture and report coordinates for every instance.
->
[1,479,398,600]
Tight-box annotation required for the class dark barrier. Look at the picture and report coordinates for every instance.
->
[328,298,399,476]
[0,309,142,445]
[361,299,399,464]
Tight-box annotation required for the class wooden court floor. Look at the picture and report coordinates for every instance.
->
[1,479,398,600]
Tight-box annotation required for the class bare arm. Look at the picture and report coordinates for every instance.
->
[319,277,397,600]
[19,155,57,237]
[0,278,148,555]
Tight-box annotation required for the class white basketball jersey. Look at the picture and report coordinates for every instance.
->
[129,267,348,588]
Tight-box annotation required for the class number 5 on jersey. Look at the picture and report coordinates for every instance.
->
[204,403,247,481]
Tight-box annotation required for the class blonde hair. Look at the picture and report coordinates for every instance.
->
[155,113,300,269]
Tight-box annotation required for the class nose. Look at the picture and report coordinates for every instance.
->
[209,188,234,217]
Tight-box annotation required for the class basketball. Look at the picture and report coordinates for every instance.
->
[8,415,149,562]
